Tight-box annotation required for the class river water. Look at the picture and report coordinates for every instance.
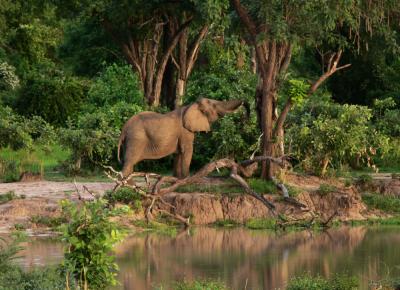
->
[14,226,400,290]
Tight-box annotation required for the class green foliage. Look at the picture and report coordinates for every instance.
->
[287,79,310,106]
[87,63,143,108]
[245,218,276,230]
[0,106,56,152]
[0,154,44,182]
[0,61,20,90]
[0,191,17,204]
[61,199,123,289]
[16,74,88,125]
[248,178,277,194]
[0,232,71,290]
[104,187,142,210]
[30,215,67,228]
[317,184,337,196]
[186,62,258,166]
[362,193,400,214]
[287,274,358,290]
[287,95,387,175]
[59,102,143,171]
[0,158,20,182]
[171,280,228,290]
[357,174,373,185]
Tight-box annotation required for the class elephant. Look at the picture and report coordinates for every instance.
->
[117,98,248,179]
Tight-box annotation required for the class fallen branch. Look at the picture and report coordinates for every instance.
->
[102,155,295,226]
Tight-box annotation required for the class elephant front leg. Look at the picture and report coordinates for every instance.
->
[173,153,183,178]
[181,145,193,178]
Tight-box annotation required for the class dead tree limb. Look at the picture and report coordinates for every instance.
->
[103,155,292,226]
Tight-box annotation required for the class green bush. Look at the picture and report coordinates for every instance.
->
[287,274,358,290]
[286,95,386,175]
[0,61,20,90]
[59,102,143,171]
[0,155,43,182]
[186,62,258,166]
[0,159,20,182]
[0,106,56,150]
[104,187,142,210]
[16,74,88,125]
[87,63,143,108]
[61,199,123,289]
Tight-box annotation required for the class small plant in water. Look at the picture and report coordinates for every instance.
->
[61,199,124,289]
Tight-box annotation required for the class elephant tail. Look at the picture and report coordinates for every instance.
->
[117,131,126,164]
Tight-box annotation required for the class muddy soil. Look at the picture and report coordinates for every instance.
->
[0,181,114,233]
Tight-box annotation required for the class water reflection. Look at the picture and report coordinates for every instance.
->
[113,227,400,290]
[13,227,400,290]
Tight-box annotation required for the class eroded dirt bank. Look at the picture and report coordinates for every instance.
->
[0,173,392,232]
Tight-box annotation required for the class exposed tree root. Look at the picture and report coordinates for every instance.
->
[102,156,292,226]
[100,155,328,228]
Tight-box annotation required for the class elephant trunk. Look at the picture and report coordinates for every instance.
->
[218,99,244,112]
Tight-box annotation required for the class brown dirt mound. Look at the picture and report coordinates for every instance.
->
[157,173,370,225]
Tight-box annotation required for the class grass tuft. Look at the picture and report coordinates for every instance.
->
[362,193,400,214]
[245,218,276,230]
[287,273,358,290]
[0,191,18,204]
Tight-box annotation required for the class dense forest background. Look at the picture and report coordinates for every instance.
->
[1,0,400,181]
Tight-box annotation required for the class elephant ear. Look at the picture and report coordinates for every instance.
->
[183,103,211,132]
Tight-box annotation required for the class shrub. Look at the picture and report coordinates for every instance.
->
[186,62,258,166]
[104,187,142,210]
[0,62,20,90]
[0,106,56,150]
[59,102,143,171]
[16,74,88,125]
[286,95,385,175]
[87,63,143,108]
[61,199,123,289]
[0,156,43,183]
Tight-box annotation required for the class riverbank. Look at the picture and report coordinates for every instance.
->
[0,172,399,234]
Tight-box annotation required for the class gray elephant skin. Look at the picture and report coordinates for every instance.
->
[118,98,247,178]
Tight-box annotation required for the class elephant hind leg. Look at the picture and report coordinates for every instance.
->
[121,156,141,185]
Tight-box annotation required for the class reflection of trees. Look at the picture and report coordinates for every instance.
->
[113,227,368,290]
[13,238,64,270]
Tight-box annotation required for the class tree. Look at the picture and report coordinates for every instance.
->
[231,0,400,179]
[64,0,227,107]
